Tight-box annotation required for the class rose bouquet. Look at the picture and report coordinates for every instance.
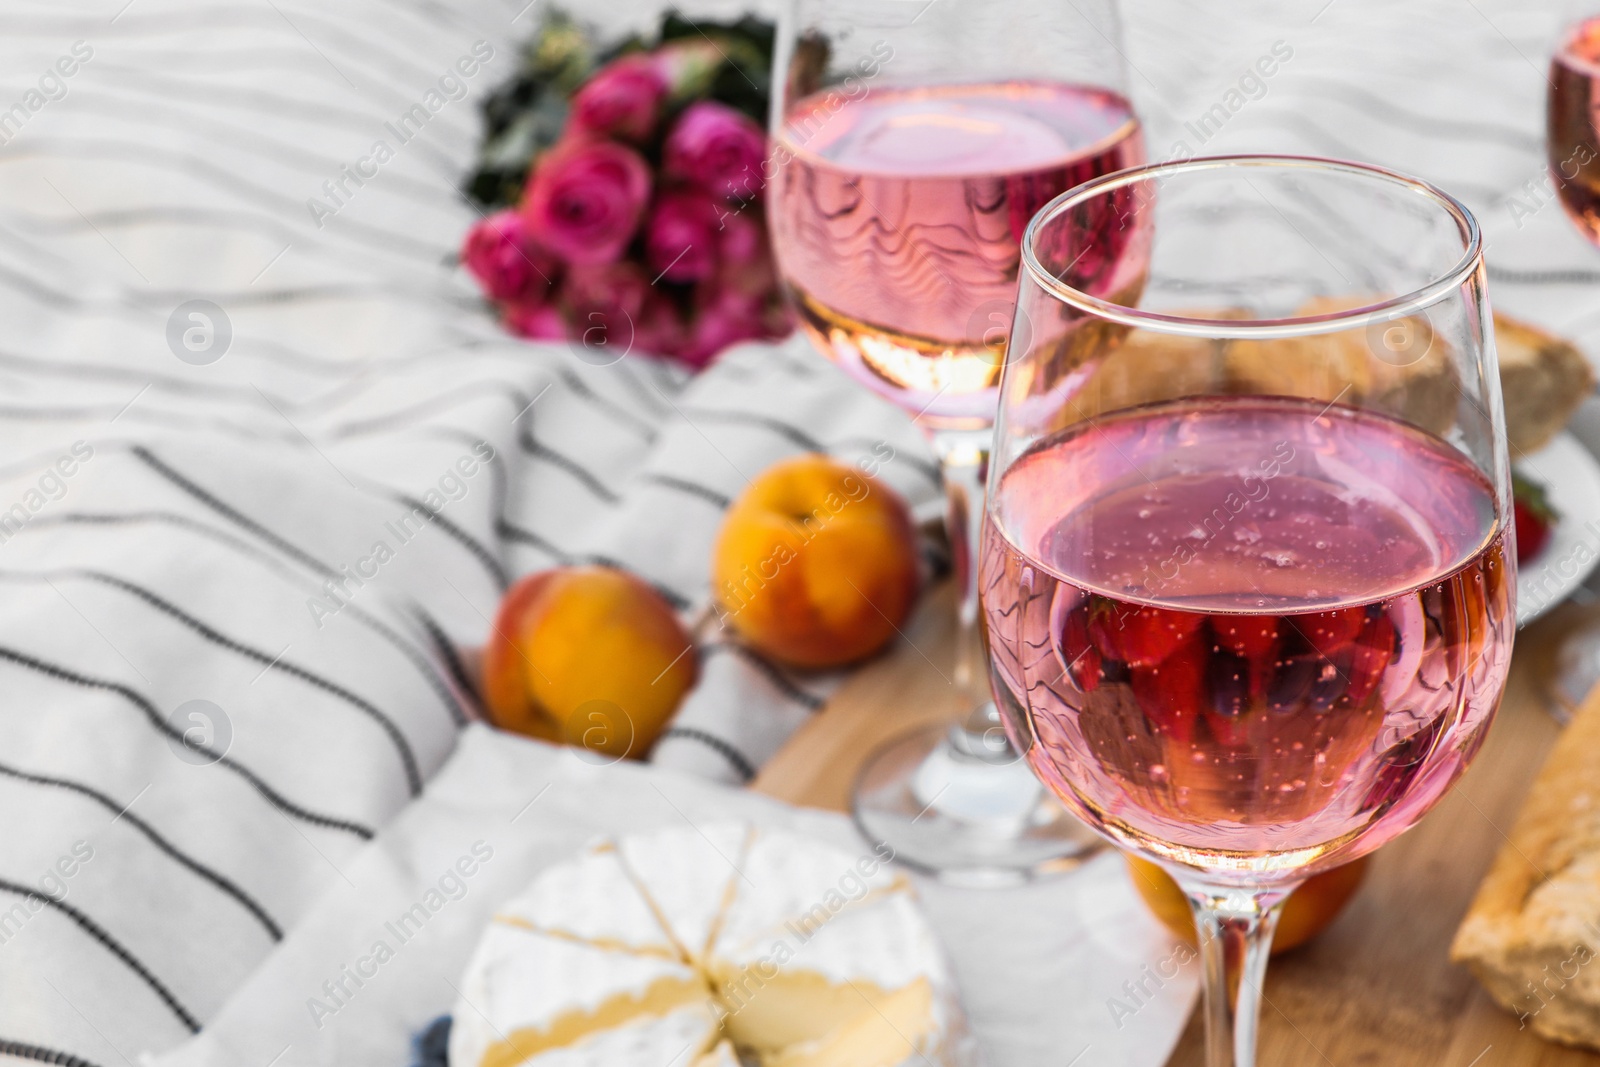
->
[460,11,790,370]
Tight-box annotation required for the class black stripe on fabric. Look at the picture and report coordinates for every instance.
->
[389,494,509,593]
[130,446,336,577]
[637,473,732,510]
[0,879,199,1032]
[555,368,658,443]
[329,379,546,441]
[37,570,424,797]
[519,429,620,504]
[826,436,943,489]
[0,760,282,941]
[495,519,570,563]
[1281,78,1540,152]
[493,522,695,612]
[579,555,693,612]
[655,727,756,783]
[0,646,374,841]
[413,611,478,717]
[674,407,827,453]
[19,511,463,728]
[3,140,446,262]
[702,643,827,711]
[0,1037,106,1067]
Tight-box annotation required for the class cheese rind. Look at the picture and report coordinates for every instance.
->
[449,823,976,1067]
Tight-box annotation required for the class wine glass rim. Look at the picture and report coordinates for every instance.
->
[1019,153,1484,339]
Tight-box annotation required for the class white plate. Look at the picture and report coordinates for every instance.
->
[1516,432,1600,626]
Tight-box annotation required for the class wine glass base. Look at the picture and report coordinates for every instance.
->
[851,721,1105,887]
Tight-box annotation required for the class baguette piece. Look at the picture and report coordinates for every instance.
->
[1495,312,1596,454]
[1050,302,1591,452]
[1222,296,1458,437]
[1451,685,1600,1049]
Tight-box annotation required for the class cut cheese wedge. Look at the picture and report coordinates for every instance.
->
[495,841,678,958]
[448,824,977,1067]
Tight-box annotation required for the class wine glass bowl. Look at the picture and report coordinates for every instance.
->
[980,156,1514,1064]
[767,0,1143,881]
[1549,13,1600,245]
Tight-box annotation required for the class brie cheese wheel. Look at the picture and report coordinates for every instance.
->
[448,823,978,1067]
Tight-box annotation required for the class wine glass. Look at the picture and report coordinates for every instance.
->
[767,0,1144,881]
[1544,8,1600,720]
[980,156,1514,1067]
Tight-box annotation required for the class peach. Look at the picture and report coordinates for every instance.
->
[481,566,696,759]
[1126,853,1371,955]
[711,454,919,669]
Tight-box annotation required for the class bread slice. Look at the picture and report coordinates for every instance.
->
[1451,685,1600,1049]
[1495,312,1595,454]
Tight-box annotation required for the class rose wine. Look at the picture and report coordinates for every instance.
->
[770,81,1147,429]
[981,397,1513,881]
[1549,16,1600,244]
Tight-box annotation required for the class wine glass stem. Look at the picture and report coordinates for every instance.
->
[930,427,993,722]
[1184,882,1292,1067]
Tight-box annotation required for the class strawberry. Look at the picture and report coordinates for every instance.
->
[1211,615,1282,662]
[1343,611,1396,708]
[1055,603,1102,692]
[1297,607,1367,656]
[1512,470,1557,564]
[1088,602,1205,668]
[1129,636,1207,744]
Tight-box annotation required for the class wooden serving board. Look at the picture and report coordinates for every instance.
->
[753,582,1600,1067]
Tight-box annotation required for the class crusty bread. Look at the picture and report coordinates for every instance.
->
[1451,684,1600,1049]
[1051,301,1590,452]
[1495,312,1596,454]
[1223,296,1459,437]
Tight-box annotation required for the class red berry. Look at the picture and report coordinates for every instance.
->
[1512,470,1557,565]
[1513,499,1551,564]
[1212,615,1282,662]
[1089,602,1205,668]
[1056,604,1103,692]
[1344,612,1396,708]
[1130,636,1207,743]
[1298,607,1367,656]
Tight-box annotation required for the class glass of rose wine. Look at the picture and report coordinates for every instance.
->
[1544,10,1600,720]
[767,0,1145,881]
[981,156,1515,1066]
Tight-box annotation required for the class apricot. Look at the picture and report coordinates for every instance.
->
[1125,853,1370,955]
[481,566,696,759]
[711,455,919,669]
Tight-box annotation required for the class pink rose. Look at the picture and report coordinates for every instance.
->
[678,286,767,369]
[504,300,567,341]
[717,208,765,269]
[634,293,689,360]
[663,101,767,202]
[562,262,652,361]
[570,55,667,142]
[461,209,557,303]
[523,139,652,265]
[644,189,723,284]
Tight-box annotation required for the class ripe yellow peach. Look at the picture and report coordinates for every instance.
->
[481,566,696,759]
[1126,853,1371,955]
[711,454,919,669]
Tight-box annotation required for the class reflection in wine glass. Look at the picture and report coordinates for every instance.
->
[1545,9,1600,721]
